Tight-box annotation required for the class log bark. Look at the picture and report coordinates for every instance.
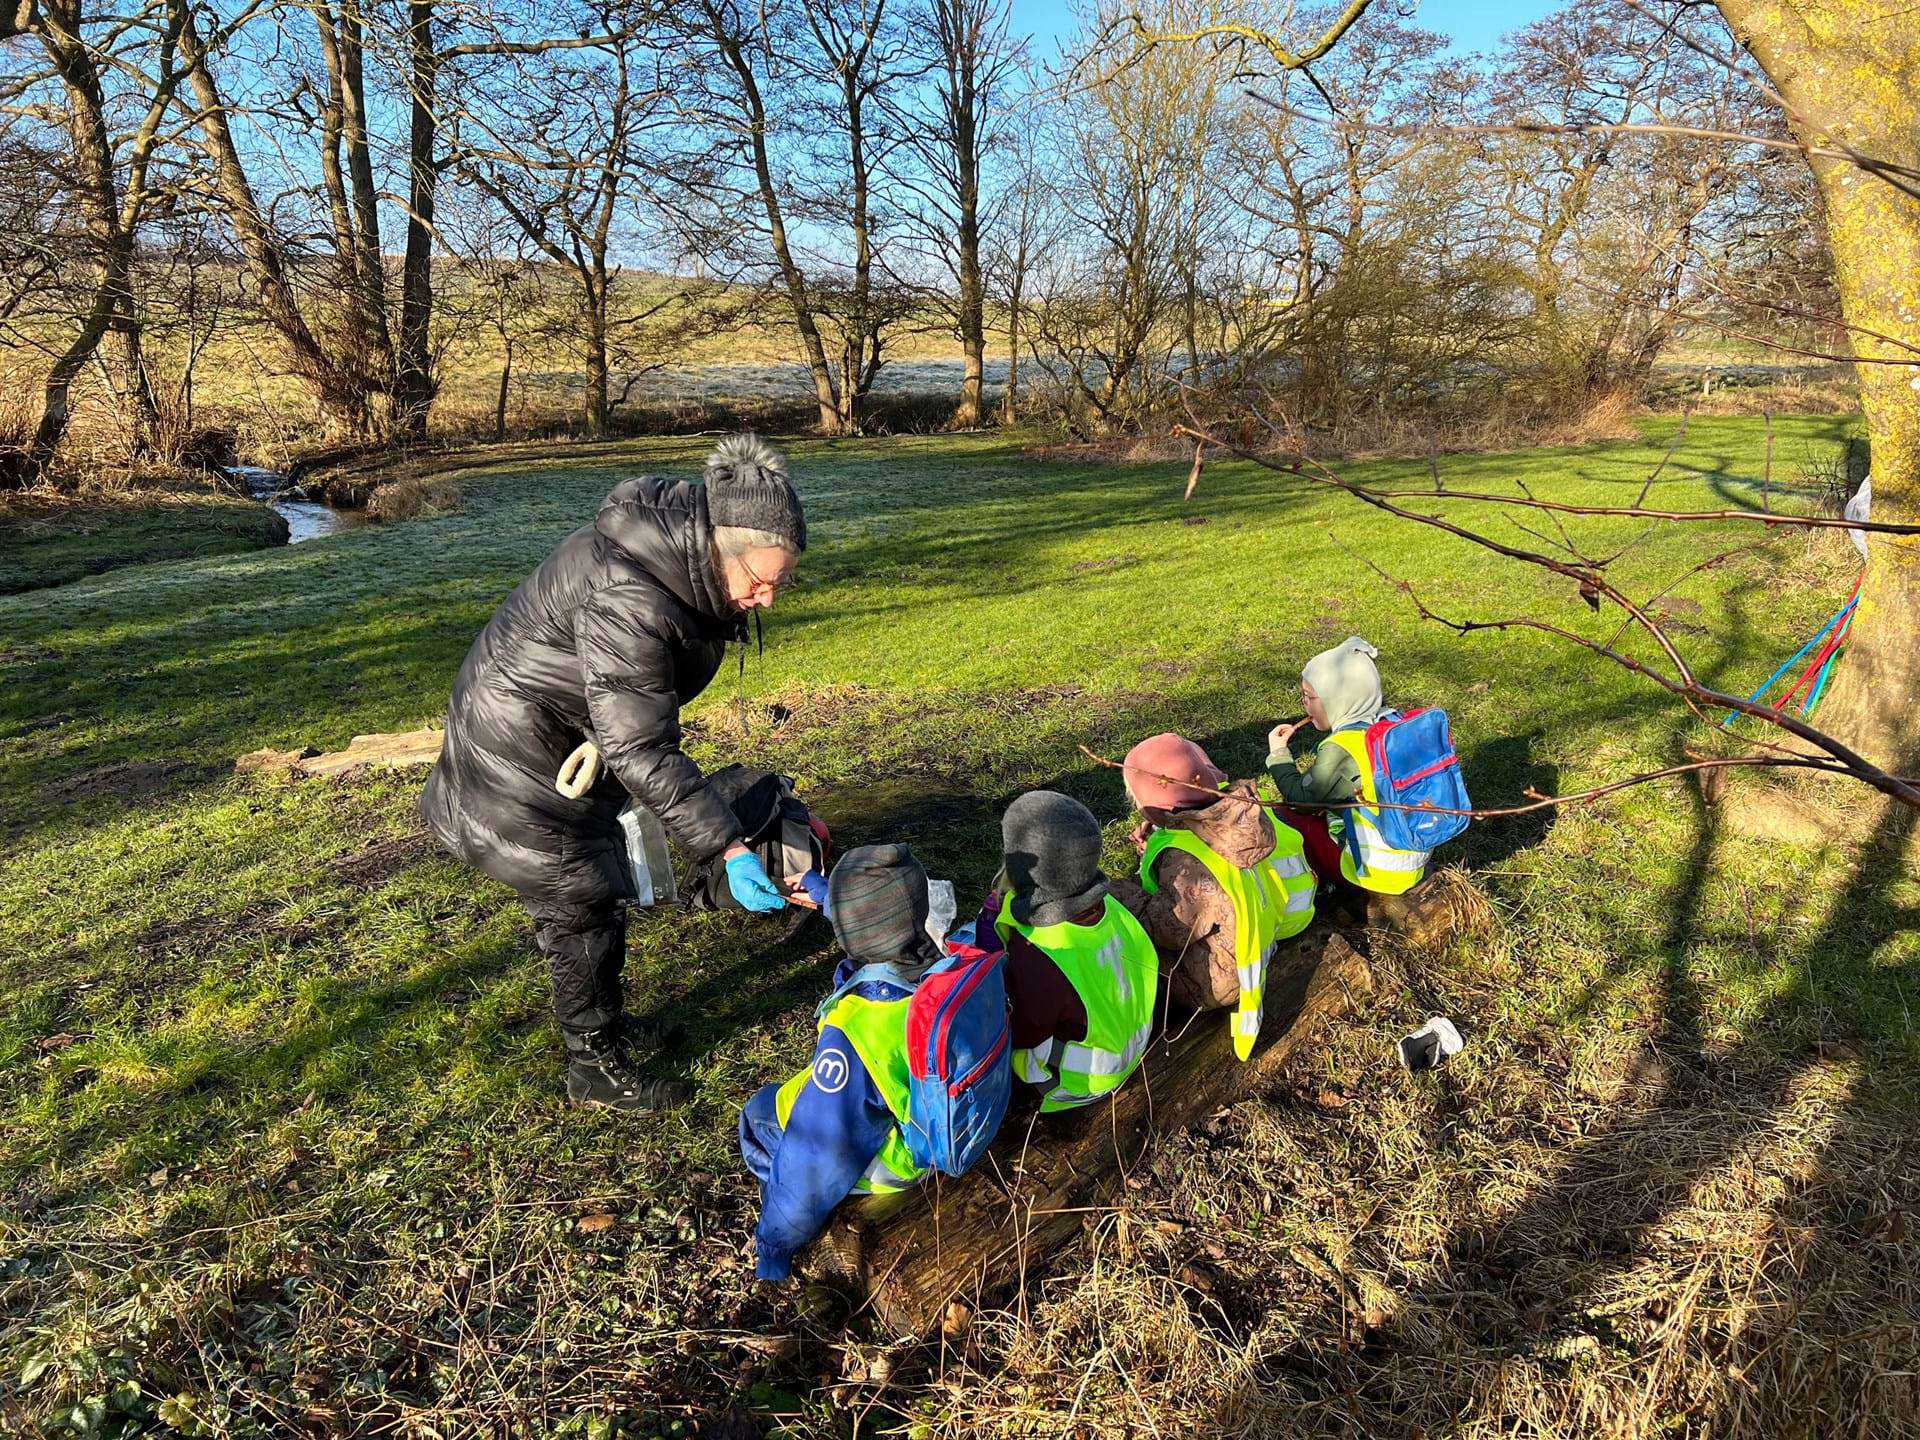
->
[803,930,1373,1336]
[297,728,444,777]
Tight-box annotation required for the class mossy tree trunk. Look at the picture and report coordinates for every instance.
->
[1711,0,1920,773]
[181,5,386,440]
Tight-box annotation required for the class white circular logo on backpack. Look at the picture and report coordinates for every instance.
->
[813,1048,850,1093]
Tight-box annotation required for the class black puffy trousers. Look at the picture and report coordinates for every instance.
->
[528,898,627,1036]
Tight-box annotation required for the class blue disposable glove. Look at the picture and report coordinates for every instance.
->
[800,869,831,916]
[725,848,787,912]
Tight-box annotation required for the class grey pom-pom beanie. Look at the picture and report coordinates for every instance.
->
[703,433,806,552]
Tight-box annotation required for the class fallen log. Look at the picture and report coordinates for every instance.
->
[235,727,443,779]
[803,929,1373,1336]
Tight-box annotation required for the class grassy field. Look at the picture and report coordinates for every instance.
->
[0,489,288,596]
[2,416,1915,1438]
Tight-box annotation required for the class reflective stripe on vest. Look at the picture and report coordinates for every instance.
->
[1325,726,1430,895]
[1014,1039,1057,1085]
[774,988,928,1195]
[997,893,1160,1114]
[1139,820,1316,1059]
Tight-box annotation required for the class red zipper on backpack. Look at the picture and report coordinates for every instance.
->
[949,1025,1009,1096]
[1394,753,1460,789]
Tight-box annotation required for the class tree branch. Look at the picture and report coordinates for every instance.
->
[1174,420,1920,812]
[1106,1,1376,76]
[1080,745,1865,821]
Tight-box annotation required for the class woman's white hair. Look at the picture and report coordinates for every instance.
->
[712,525,797,558]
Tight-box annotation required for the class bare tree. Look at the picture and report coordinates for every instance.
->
[893,0,1023,426]
[4,0,187,482]
[1022,0,1235,432]
[686,0,842,431]
[311,0,396,399]
[175,0,401,439]
[393,0,438,436]
[686,0,922,434]
[1474,0,1772,401]
[1234,10,1473,430]
[982,87,1062,422]
[435,195,544,441]
[452,14,707,436]
[391,0,645,437]
[798,0,925,433]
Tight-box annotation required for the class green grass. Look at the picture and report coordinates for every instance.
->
[2,416,1915,1437]
[0,490,287,596]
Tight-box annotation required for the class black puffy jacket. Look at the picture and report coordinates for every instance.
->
[420,476,747,910]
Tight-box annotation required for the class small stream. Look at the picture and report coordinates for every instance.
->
[226,464,350,543]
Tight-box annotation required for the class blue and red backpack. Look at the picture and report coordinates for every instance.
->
[1351,707,1471,855]
[902,929,1011,1176]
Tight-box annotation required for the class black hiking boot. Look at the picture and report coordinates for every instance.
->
[563,1029,693,1113]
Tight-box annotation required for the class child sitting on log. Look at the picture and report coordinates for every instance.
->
[1267,636,1429,894]
[1115,733,1317,1060]
[739,843,946,1281]
[972,791,1160,1113]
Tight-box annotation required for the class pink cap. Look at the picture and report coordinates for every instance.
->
[1123,733,1227,812]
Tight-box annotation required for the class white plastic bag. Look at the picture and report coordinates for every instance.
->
[925,878,957,948]
[616,802,678,908]
[1845,473,1872,562]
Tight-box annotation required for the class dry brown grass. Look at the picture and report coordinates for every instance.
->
[1020,391,1648,471]
[365,468,463,523]
[1335,389,1643,459]
[884,877,1919,1440]
[1682,371,1861,419]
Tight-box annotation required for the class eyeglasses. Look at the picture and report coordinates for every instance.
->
[739,552,795,597]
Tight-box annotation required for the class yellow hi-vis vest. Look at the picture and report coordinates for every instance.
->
[1138,821,1316,1059]
[1324,726,1429,894]
[773,986,927,1194]
[996,893,1159,1114]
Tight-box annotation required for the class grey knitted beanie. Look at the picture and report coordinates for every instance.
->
[703,433,806,552]
[1002,790,1110,928]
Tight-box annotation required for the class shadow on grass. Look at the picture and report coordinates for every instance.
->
[1215,762,1918,1435]
[21,925,537,1181]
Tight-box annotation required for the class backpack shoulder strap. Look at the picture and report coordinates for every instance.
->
[1326,724,1377,874]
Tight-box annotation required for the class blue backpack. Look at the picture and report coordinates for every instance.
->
[1352,707,1471,854]
[816,930,1011,1177]
[903,933,1012,1176]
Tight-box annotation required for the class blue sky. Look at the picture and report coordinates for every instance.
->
[1007,0,1567,59]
